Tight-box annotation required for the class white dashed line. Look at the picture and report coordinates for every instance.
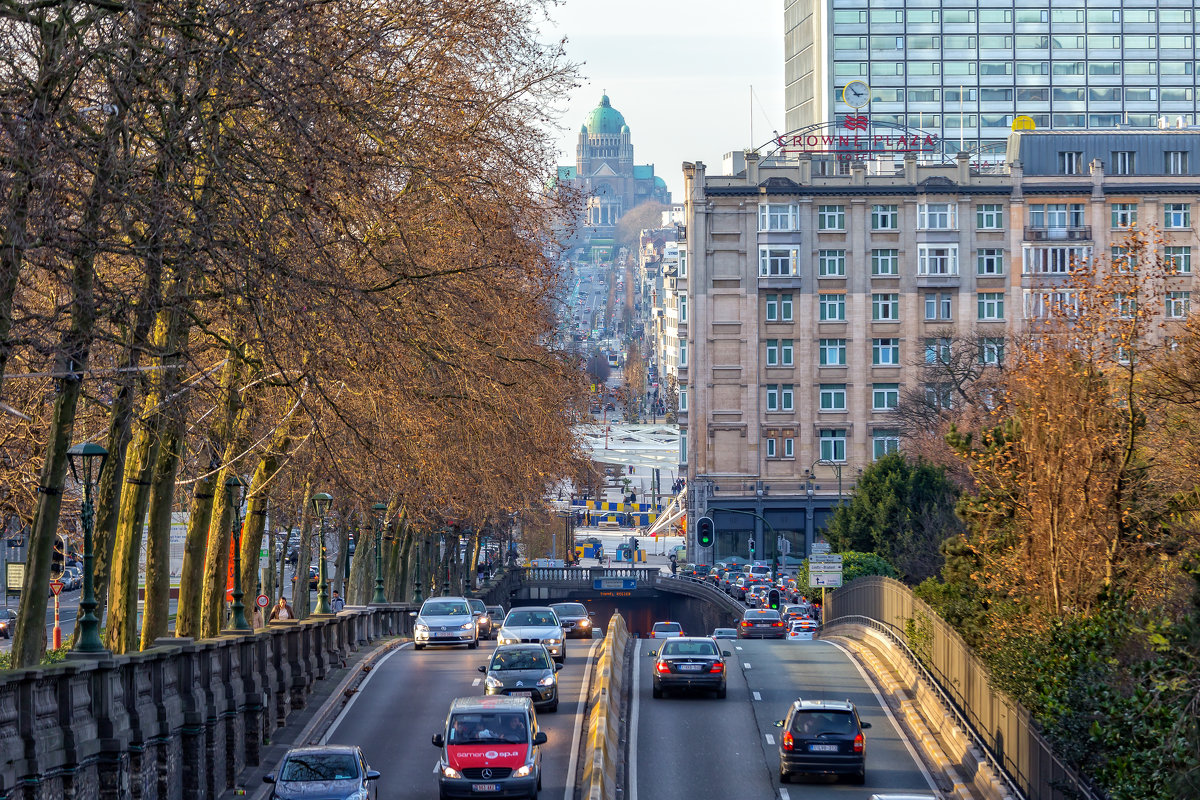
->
[779,789,790,800]
[472,677,481,686]
[743,662,751,669]
[765,733,775,745]
[753,691,762,701]
[735,646,743,651]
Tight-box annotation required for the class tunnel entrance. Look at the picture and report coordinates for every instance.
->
[510,592,737,639]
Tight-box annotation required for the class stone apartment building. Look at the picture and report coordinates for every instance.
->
[679,128,1200,564]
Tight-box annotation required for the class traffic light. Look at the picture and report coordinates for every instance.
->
[696,516,715,548]
[767,589,781,610]
[749,538,756,558]
[51,535,66,578]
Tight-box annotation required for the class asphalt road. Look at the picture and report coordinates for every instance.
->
[326,635,601,800]
[630,636,940,800]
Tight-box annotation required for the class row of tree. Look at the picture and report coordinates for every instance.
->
[0,0,591,667]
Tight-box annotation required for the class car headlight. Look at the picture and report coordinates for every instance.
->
[441,764,463,779]
[498,633,516,645]
[415,623,429,633]
[514,765,534,778]
[460,622,475,631]
[485,675,504,689]
[537,674,555,687]
[578,619,590,626]
[545,638,562,645]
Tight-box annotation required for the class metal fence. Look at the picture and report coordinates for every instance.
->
[828,576,1101,800]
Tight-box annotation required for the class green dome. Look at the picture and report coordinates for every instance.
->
[584,95,627,135]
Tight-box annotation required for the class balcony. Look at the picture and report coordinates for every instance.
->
[1024,226,1092,242]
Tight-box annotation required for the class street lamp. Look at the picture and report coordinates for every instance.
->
[311,492,333,614]
[225,475,250,631]
[371,502,388,604]
[66,442,108,657]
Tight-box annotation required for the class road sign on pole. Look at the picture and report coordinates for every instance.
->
[49,580,64,596]
[255,594,270,609]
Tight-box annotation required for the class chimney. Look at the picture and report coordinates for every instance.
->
[797,154,812,185]
[903,153,917,184]
[850,160,866,185]
[745,149,761,184]
[956,151,971,184]
[1090,157,1105,199]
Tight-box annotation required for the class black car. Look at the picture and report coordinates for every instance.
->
[549,602,594,639]
[738,608,787,639]
[263,744,380,799]
[649,636,731,698]
[776,699,871,784]
[0,608,16,639]
[478,643,562,711]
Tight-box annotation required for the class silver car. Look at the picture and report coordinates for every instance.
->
[496,606,566,663]
[411,597,479,651]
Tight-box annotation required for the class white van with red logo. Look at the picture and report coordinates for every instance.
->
[433,696,546,800]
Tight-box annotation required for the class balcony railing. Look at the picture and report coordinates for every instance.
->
[1024,226,1092,241]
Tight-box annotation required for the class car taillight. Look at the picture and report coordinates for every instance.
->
[709,661,724,673]
[853,733,864,753]
[741,620,751,626]
[781,731,793,751]
[655,661,670,674]
[772,621,784,627]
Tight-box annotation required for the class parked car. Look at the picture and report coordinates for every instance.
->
[262,744,380,799]
[478,644,563,711]
[776,698,871,784]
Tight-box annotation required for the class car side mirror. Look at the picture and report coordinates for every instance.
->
[477,665,487,673]
[861,722,872,729]
[263,774,276,784]
[432,733,445,747]
[555,663,563,671]
[533,731,548,746]
[366,770,381,780]
[588,611,596,617]
[722,651,732,657]
[773,720,785,728]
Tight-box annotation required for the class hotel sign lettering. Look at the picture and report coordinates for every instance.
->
[774,116,940,158]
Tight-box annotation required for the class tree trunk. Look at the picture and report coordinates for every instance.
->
[348,512,374,605]
[334,514,352,599]
[291,478,314,619]
[139,416,183,649]
[176,461,218,638]
[239,429,290,615]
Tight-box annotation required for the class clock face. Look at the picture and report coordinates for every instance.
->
[843,80,870,109]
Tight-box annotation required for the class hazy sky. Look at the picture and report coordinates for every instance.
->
[541,1,784,200]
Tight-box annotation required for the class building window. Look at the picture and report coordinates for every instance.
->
[1029,203,1086,229]
[1165,204,1191,229]
[978,292,1005,320]
[759,246,798,276]
[1058,152,1084,175]
[1166,151,1189,175]
[977,249,1004,275]
[925,385,954,409]
[679,432,686,464]
[679,341,687,367]
[780,340,793,366]
[782,385,794,411]
[766,437,777,458]
[679,294,687,323]
[924,292,953,321]
[925,337,952,365]
[871,249,899,276]
[872,293,899,321]
[1111,203,1138,228]
[872,338,900,365]
[872,383,899,411]
[872,430,900,460]
[817,205,846,231]
[766,385,778,411]
[1165,246,1192,274]
[1111,245,1137,272]
[917,245,959,275]
[979,338,1004,365]
[818,249,847,277]
[819,338,846,366]
[759,203,799,231]
[1024,289,1079,319]
[781,294,794,321]
[765,294,778,321]
[766,339,779,366]
[819,429,847,462]
[819,384,847,411]
[1024,246,1091,274]
[976,205,1003,229]
[871,205,899,230]
[1167,292,1191,319]
[784,437,794,458]
[820,293,846,321]
[679,387,687,412]
[1111,151,1135,175]
[917,203,958,230]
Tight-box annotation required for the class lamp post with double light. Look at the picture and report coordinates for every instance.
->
[311,492,333,614]
[372,502,388,604]
[225,475,250,631]
[67,442,108,657]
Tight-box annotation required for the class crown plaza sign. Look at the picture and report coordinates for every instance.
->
[774,116,940,159]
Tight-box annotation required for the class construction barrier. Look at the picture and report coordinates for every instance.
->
[580,612,630,800]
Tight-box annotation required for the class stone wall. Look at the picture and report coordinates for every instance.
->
[0,605,413,800]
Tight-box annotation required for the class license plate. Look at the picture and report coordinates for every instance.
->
[471,784,499,792]
[511,690,533,697]
[435,632,455,638]
[809,744,839,752]
[678,664,703,671]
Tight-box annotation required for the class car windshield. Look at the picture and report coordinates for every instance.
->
[745,610,780,620]
[660,640,718,656]
[491,649,551,670]
[487,606,505,617]
[712,628,736,637]
[506,610,559,627]
[551,603,587,617]
[791,711,858,737]
[280,753,359,782]
[422,601,470,616]
[467,599,486,614]
[448,713,529,744]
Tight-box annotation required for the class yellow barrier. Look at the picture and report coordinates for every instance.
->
[579,612,629,800]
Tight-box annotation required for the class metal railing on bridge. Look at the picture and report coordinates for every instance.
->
[520,566,660,583]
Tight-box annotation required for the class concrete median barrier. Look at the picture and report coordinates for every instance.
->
[579,612,629,800]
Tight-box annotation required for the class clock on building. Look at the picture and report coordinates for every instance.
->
[842,80,870,109]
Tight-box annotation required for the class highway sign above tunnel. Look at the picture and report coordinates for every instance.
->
[594,577,637,591]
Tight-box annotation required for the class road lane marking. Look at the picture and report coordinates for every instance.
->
[753,691,761,701]
[824,640,939,791]
[779,789,790,800]
[735,646,743,651]
[321,641,412,744]
[765,733,775,745]
[743,663,751,669]
[564,638,604,800]
[472,677,481,686]
[629,638,642,800]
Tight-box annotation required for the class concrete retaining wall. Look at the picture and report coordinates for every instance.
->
[579,613,629,800]
[0,605,413,800]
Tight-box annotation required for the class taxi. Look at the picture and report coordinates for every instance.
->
[433,696,547,800]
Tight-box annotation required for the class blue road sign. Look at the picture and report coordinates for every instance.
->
[593,578,637,590]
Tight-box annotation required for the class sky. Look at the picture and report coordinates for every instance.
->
[541,1,785,201]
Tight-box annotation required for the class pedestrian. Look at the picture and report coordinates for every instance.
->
[669,553,677,577]
[250,604,264,629]
[269,596,294,621]
[331,590,345,612]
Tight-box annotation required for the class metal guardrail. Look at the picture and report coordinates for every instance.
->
[827,577,1102,800]
[520,567,660,583]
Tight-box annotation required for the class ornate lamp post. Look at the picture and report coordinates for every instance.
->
[67,442,108,657]
[225,475,250,631]
[311,492,333,614]
[371,502,388,604]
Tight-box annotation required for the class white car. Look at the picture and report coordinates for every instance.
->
[650,621,683,639]
[497,606,566,662]
[411,597,479,651]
